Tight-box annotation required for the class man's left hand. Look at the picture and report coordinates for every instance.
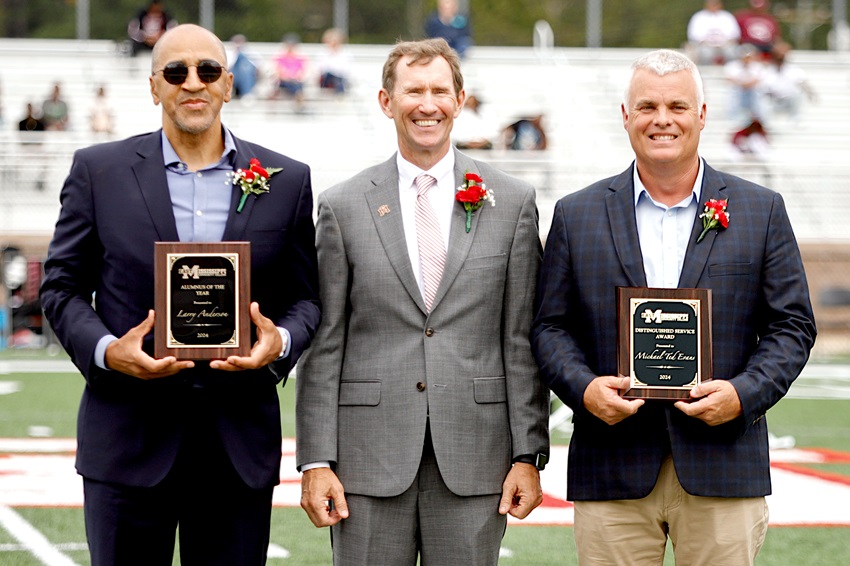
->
[210,302,283,371]
[674,380,743,426]
[498,462,543,520]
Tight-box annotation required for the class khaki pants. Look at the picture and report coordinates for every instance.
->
[574,457,768,566]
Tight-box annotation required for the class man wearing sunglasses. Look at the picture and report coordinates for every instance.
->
[40,24,320,566]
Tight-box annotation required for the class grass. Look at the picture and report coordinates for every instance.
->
[1,357,850,564]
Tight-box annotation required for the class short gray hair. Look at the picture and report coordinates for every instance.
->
[623,49,705,109]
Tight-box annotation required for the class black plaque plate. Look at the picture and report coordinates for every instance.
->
[618,287,712,400]
[154,242,250,360]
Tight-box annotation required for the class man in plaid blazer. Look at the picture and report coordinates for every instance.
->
[531,49,816,565]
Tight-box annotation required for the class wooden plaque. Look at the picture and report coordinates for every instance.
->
[618,287,712,400]
[154,242,251,360]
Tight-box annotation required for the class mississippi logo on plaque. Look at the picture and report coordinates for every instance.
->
[618,287,712,400]
[154,242,251,360]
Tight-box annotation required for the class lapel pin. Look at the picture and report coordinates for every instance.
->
[377,205,391,217]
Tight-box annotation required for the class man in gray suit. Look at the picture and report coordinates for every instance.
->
[296,38,550,565]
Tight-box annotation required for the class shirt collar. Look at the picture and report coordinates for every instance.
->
[160,127,238,170]
[633,157,705,209]
[396,150,456,191]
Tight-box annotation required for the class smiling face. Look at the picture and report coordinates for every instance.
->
[379,54,465,170]
[622,69,705,172]
[149,24,232,140]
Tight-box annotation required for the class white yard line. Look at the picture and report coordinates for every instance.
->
[0,505,79,566]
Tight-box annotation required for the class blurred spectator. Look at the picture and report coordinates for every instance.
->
[729,118,771,162]
[89,85,115,135]
[425,0,473,58]
[501,115,548,151]
[18,102,45,132]
[453,94,497,150]
[735,0,781,56]
[316,28,352,95]
[271,33,308,111]
[762,42,816,124]
[42,83,69,131]
[228,34,259,99]
[724,45,768,124]
[686,0,740,65]
[127,1,176,57]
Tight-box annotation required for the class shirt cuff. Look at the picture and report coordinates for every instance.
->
[300,461,331,472]
[94,335,119,370]
[277,327,291,359]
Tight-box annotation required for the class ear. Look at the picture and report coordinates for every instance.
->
[621,103,629,130]
[378,89,393,119]
[453,88,466,118]
[150,76,161,106]
[699,103,706,131]
[224,71,234,103]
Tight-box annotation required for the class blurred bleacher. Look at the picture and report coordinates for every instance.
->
[2,38,850,355]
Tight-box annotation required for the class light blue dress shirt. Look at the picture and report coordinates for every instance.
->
[163,129,236,243]
[633,159,704,288]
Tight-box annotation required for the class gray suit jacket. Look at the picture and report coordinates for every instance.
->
[296,149,549,497]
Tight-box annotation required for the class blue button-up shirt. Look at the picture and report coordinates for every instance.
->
[162,129,236,243]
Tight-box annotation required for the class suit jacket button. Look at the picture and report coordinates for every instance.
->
[425,328,434,337]
[416,382,426,392]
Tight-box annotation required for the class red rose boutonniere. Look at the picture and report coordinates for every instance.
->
[455,172,495,233]
[697,198,730,243]
[230,158,283,213]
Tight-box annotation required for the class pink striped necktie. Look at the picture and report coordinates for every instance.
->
[414,174,446,312]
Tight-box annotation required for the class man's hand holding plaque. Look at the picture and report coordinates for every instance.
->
[583,375,645,425]
[210,302,284,371]
[105,310,195,379]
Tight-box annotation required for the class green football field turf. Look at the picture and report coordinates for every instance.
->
[1,354,849,565]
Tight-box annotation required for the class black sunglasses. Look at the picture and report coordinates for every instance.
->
[153,60,226,85]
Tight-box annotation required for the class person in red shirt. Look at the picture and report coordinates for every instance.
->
[735,0,781,56]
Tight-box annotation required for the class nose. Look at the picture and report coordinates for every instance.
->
[418,91,438,113]
[182,66,205,90]
[654,106,672,126]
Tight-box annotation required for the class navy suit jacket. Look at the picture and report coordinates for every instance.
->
[40,130,320,489]
[532,161,816,500]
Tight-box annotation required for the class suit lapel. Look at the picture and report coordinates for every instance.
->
[222,137,255,241]
[429,151,479,311]
[133,131,180,242]
[606,164,647,287]
[678,163,727,289]
[365,158,427,312]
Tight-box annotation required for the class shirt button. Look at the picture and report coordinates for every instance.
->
[196,172,203,178]
[196,210,203,216]
[425,328,434,337]
[416,382,426,392]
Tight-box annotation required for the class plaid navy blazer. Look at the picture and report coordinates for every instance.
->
[531,161,816,500]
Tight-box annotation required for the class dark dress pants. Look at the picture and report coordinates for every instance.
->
[83,388,275,566]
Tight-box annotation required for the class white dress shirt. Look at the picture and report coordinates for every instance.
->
[633,159,704,288]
